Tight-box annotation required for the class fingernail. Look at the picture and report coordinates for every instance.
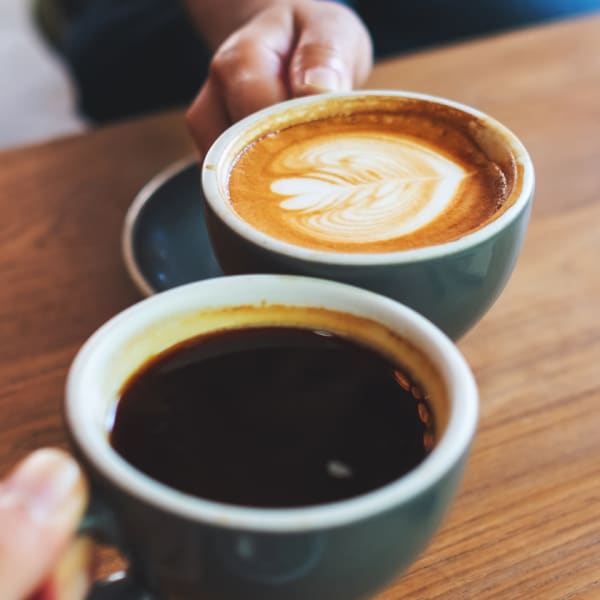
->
[302,67,344,92]
[3,449,86,524]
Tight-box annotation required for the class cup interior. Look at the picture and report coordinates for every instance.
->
[66,275,477,531]
[202,90,534,265]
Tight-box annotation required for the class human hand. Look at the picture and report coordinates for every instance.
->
[0,449,89,600]
[186,0,373,155]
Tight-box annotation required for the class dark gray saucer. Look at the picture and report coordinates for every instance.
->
[123,158,222,296]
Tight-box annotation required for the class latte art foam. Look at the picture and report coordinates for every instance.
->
[270,134,468,244]
[228,107,514,252]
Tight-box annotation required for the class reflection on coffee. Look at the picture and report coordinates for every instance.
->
[110,326,435,508]
[228,100,516,252]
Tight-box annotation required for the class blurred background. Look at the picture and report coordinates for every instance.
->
[1,0,85,150]
[2,0,599,151]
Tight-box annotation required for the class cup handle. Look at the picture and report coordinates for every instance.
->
[80,496,153,600]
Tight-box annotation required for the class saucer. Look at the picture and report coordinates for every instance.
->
[123,158,223,296]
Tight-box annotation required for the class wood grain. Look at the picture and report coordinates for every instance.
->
[1,13,599,599]
[369,14,600,600]
[0,110,194,468]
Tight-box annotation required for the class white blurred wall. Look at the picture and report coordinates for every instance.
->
[0,0,86,150]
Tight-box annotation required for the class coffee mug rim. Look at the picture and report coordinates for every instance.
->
[66,275,478,532]
[202,89,535,266]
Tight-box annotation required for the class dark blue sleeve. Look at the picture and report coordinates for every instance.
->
[356,0,600,57]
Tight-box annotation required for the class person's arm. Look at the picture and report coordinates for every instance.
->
[184,0,373,154]
[183,0,294,50]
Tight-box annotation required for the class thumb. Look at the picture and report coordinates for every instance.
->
[289,2,373,95]
[0,449,88,600]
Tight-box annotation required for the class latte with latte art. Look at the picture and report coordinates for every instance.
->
[227,100,517,253]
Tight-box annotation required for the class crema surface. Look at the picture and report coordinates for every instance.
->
[228,108,512,252]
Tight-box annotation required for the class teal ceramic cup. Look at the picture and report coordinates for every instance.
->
[202,91,534,339]
[66,275,478,599]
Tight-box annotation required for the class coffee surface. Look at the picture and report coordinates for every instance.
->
[110,326,435,508]
[228,104,513,252]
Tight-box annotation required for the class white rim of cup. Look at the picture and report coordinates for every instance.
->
[202,90,535,266]
[66,275,478,532]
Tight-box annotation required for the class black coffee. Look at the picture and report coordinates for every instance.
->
[110,326,435,508]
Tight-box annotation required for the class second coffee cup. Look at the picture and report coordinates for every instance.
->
[202,90,534,339]
[67,275,477,600]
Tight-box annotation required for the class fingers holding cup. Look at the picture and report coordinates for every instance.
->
[0,449,89,600]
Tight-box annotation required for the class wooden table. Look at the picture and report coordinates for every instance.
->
[1,13,599,599]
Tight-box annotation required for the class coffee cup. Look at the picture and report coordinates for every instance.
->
[202,91,534,339]
[66,275,477,599]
